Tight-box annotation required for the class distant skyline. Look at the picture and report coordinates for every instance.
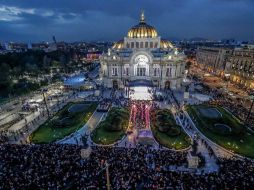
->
[1,0,254,42]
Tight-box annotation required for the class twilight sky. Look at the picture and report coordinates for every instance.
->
[0,0,254,42]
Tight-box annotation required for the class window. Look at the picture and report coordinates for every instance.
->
[166,68,169,76]
[126,43,130,48]
[137,68,146,76]
[140,42,143,48]
[165,68,172,77]
[126,68,129,76]
[145,42,148,48]
[112,68,118,76]
[150,42,153,48]
[136,42,139,48]
[154,68,160,76]
[131,42,134,48]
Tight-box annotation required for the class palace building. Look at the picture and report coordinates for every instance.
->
[100,11,186,89]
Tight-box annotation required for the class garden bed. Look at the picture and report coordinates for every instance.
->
[91,107,129,145]
[151,109,191,150]
[186,104,254,158]
[29,101,98,144]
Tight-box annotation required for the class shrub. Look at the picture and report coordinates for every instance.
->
[167,126,181,136]
[103,108,129,132]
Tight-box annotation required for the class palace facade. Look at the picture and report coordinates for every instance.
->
[100,11,186,89]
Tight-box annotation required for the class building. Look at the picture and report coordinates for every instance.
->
[196,47,232,75]
[196,47,254,89]
[226,48,254,89]
[100,11,186,89]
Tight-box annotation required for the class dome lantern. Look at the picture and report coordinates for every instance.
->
[127,11,158,38]
[140,10,145,23]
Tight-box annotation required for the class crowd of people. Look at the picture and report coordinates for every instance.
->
[1,144,254,189]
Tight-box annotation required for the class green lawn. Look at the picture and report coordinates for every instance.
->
[151,109,191,150]
[91,107,129,145]
[30,101,98,144]
[186,105,254,158]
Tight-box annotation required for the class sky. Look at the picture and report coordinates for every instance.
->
[0,0,254,42]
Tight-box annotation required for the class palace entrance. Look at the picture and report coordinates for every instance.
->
[137,68,146,76]
[134,54,150,77]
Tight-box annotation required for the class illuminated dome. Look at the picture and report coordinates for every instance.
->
[160,39,174,49]
[127,11,158,38]
[112,40,124,49]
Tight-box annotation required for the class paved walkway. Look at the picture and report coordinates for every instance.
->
[8,110,41,131]
[182,110,235,159]
[176,114,219,173]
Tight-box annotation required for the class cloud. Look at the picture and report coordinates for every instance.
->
[0,5,35,21]
[0,0,253,42]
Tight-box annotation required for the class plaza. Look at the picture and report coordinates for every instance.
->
[0,5,254,189]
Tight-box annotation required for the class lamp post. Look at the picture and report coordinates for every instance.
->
[245,92,254,125]
[97,160,111,190]
[105,161,110,190]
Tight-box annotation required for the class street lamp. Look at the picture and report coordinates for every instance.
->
[105,161,110,190]
[245,91,254,125]
[97,160,111,190]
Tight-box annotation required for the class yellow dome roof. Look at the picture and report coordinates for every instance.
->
[127,11,158,38]
[160,39,174,49]
[112,40,124,49]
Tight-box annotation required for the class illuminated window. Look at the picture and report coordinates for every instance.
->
[112,68,118,76]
